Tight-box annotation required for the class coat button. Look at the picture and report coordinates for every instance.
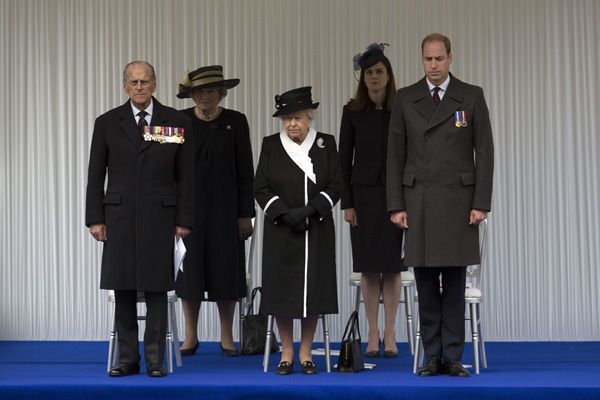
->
[425,136,431,142]
[446,137,451,142]
[425,184,431,190]
[425,160,431,165]
[446,159,452,164]
[447,184,454,189]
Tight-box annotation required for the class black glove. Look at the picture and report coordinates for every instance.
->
[291,221,310,233]
[282,205,316,228]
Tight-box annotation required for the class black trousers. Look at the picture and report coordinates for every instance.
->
[114,290,167,366]
[414,266,466,362]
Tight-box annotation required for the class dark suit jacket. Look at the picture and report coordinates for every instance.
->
[85,98,194,291]
[387,74,494,267]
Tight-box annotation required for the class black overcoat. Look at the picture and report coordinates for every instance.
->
[387,75,494,267]
[85,98,194,291]
[254,132,342,317]
[338,105,404,273]
[176,108,254,301]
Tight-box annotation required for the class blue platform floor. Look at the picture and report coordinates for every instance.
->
[0,341,599,400]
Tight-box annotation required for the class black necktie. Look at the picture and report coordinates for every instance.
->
[432,87,441,106]
[137,110,148,135]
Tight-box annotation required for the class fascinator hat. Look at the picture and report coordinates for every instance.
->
[352,43,389,71]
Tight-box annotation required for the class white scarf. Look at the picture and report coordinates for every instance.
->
[279,127,317,183]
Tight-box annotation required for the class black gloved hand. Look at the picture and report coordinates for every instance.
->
[282,205,316,228]
[291,221,310,233]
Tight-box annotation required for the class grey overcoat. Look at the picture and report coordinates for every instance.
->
[387,75,494,267]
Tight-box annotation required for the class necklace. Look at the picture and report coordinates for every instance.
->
[195,106,222,121]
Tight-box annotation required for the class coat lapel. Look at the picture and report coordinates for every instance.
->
[119,102,143,147]
[411,78,436,122]
[426,74,464,131]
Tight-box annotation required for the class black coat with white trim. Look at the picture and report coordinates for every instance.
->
[254,132,342,317]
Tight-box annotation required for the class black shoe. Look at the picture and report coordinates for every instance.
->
[147,364,167,377]
[220,342,240,357]
[300,360,318,375]
[180,342,199,356]
[364,338,381,357]
[276,361,293,375]
[444,360,470,377]
[383,349,399,358]
[108,363,140,377]
[417,356,443,376]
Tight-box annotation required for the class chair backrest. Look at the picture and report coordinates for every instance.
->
[466,219,488,291]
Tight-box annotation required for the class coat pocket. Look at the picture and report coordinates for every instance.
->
[402,173,416,187]
[162,195,177,206]
[103,193,122,205]
[460,172,476,186]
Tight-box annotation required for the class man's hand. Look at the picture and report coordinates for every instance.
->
[89,223,107,241]
[238,218,253,241]
[469,209,487,225]
[344,208,358,227]
[390,211,408,229]
[175,226,191,239]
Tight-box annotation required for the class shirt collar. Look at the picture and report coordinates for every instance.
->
[130,99,154,118]
[426,75,450,93]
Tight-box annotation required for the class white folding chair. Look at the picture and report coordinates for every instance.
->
[349,270,416,355]
[262,314,332,373]
[107,290,182,373]
[413,219,489,374]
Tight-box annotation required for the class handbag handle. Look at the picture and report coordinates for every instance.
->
[245,286,262,316]
[341,311,361,342]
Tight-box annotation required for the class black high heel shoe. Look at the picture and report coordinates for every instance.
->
[364,338,381,357]
[180,341,199,356]
[220,342,240,357]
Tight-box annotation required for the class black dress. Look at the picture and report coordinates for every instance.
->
[254,131,342,317]
[338,104,404,273]
[176,108,255,301]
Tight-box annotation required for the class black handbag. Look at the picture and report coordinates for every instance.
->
[240,287,279,355]
[337,311,364,372]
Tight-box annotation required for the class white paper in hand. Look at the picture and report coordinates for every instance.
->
[174,237,187,279]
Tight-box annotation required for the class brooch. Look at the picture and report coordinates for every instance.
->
[316,138,325,148]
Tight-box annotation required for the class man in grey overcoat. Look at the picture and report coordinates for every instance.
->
[86,61,194,377]
[387,33,494,377]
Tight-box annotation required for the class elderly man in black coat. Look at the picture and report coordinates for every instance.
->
[387,34,494,377]
[86,61,194,377]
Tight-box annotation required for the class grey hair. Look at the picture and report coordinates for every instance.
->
[123,61,156,82]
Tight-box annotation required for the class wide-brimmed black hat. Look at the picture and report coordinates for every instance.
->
[272,86,319,117]
[353,43,389,71]
[177,65,240,99]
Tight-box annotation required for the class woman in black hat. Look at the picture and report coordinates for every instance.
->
[254,87,343,375]
[175,65,255,356]
[339,44,406,358]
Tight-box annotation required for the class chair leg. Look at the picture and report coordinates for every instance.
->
[170,302,182,367]
[354,285,361,313]
[107,303,118,372]
[469,303,480,374]
[321,315,331,373]
[412,314,422,374]
[238,298,244,350]
[263,315,274,372]
[403,285,415,355]
[166,305,174,373]
[477,303,488,368]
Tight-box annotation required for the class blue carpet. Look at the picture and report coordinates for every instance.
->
[0,341,599,400]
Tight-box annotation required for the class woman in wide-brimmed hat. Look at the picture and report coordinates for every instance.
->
[254,86,343,375]
[339,44,405,358]
[175,65,255,357]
